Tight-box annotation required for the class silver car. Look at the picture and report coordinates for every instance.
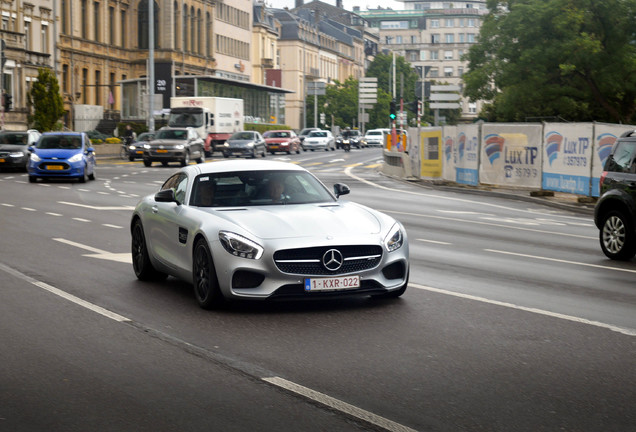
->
[222,131,267,158]
[303,130,336,151]
[142,127,205,167]
[130,160,409,309]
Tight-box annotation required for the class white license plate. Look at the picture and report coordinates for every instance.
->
[304,275,360,292]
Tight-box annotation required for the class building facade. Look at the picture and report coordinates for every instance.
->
[358,0,487,121]
[0,0,55,130]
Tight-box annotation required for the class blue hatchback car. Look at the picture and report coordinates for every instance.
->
[27,132,96,183]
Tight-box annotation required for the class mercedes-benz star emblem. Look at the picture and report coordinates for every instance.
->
[322,249,343,271]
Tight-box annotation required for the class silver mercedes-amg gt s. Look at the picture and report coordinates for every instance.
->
[130,160,409,308]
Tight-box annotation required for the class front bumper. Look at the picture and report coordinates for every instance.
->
[144,149,185,161]
[210,236,409,301]
[0,153,28,169]
[28,159,85,178]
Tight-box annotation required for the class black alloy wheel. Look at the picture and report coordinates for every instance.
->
[193,239,225,309]
[131,220,167,281]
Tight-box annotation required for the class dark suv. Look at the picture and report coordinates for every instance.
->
[594,130,636,260]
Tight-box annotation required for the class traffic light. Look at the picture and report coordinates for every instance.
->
[3,93,11,111]
[410,99,420,114]
[389,100,396,120]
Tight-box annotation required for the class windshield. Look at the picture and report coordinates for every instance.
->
[156,129,188,140]
[263,131,291,138]
[0,133,28,145]
[168,112,203,127]
[36,135,82,149]
[367,131,382,136]
[308,131,327,138]
[190,170,335,207]
[230,132,255,140]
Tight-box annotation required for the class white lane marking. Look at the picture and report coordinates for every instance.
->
[410,283,636,337]
[438,210,494,216]
[37,183,51,187]
[485,249,636,274]
[21,207,36,211]
[73,218,91,222]
[263,376,418,432]
[0,261,130,322]
[1,203,15,207]
[58,201,135,211]
[53,238,132,264]
[417,239,452,245]
[343,166,589,220]
[45,212,62,217]
[103,224,123,229]
[385,209,595,239]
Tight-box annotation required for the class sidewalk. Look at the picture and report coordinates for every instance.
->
[394,177,596,216]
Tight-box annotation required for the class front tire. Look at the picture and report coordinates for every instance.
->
[143,159,152,167]
[193,239,225,309]
[131,219,167,281]
[600,210,636,260]
[181,151,190,167]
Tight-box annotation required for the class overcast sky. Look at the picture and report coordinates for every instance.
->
[263,0,405,13]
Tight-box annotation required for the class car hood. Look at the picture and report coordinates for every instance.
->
[0,144,28,152]
[148,139,187,147]
[265,138,291,144]
[33,148,83,158]
[227,139,255,147]
[210,202,384,240]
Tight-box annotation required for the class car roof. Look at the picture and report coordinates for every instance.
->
[181,160,307,177]
[41,132,84,136]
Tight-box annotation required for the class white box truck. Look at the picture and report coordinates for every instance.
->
[169,97,244,155]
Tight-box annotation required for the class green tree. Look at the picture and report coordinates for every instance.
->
[28,68,65,131]
[464,0,636,123]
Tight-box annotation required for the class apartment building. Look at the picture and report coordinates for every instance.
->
[271,0,373,130]
[358,0,487,120]
[0,0,55,129]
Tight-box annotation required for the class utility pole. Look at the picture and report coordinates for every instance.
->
[148,0,155,132]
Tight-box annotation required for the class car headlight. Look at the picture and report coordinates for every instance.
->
[68,153,83,163]
[9,151,25,158]
[175,144,185,149]
[224,142,229,147]
[129,145,137,150]
[247,142,254,148]
[384,223,404,252]
[219,231,263,259]
[30,152,41,162]
[144,144,151,149]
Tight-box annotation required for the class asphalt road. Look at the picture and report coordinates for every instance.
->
[1,148,634,431]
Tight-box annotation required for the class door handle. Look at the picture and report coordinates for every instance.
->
[152,205,158,213]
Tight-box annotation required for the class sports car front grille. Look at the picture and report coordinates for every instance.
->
[274,245,382,276]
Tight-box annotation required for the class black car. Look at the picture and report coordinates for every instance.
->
[594,130,636,260]
[0,130,41,171]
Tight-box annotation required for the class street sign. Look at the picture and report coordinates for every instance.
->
[359,99,377,104]
[430,102,461,109]
[307,81,326,95]
[430,93,461,101]
[431,85,461,92]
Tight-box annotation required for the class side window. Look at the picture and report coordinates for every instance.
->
[174,174,188,203]
[609,141,636,172]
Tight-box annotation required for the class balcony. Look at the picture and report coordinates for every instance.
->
[261,58,274,68]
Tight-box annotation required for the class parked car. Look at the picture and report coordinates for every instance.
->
[303,130,336,151]
[0,129,41,171]
[363,129,387,147]
[222,131,267,158]
[263,130,301,155]
[594,130,636,260]
[142,127,205,167]
[130,160,409,308]
[298,127,319,144]
[27,132,96,183]
[127,131,155,161]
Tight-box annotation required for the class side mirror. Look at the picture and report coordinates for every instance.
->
[155,188,180,205]
[333,183,350,198]
[28,145,34,152]
[87,146,95,153]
